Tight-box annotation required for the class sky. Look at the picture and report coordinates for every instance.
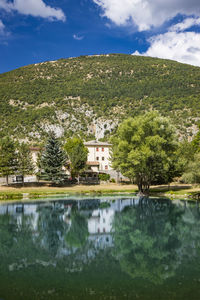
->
[1,0,200,73]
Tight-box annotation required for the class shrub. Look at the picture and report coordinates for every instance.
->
[99,173,110,181]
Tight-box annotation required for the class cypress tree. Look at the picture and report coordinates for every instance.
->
[40,132,67,184]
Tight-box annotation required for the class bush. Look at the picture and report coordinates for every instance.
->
[181,153,200,184]
[181,172,200,184]
[99,173,110,181]
[110,178,116,183]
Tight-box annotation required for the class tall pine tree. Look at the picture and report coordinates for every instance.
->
[39,132,67,184]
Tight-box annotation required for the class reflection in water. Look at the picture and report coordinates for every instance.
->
[0,197,200,299]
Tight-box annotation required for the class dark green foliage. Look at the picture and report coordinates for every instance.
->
[99,173,110,181]
[181,153,200,183]
[39,132,67,184]
[64,137,88,181]
[0,137,18,184]
[0,54,200,141]
[111,111,178,192]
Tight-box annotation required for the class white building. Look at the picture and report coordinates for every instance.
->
[84,140,112,172]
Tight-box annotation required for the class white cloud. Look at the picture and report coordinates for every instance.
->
[93,0,200,31]
[0,19,5,34]
[169,17,200,32]
[0,0,12,11]
[133,31,200,67]
[0,19,9,37]
[0,0,66,21]
[73,34,84,41]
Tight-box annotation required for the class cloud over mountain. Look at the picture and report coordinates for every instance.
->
[93,0,200,31]
[133,18,200,66]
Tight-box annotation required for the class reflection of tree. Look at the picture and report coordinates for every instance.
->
[112,198,185,284]
[0,214,17,258]
[179,204,200,258]
[65,210,89,248]
[37,206,67,257]
[0,213,49,269]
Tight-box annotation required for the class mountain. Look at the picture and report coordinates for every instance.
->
[0,53,200,143]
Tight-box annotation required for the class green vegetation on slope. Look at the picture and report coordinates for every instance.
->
[0,54,200,141]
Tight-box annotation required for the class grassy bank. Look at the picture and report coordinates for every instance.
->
[0,183,199,201]
[0,183,138,201]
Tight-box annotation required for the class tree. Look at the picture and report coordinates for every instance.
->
[16,142,34,186]
[39,132,67,184]
[64,137,88,184]
[111,111,177,193]
[0,137,17,185]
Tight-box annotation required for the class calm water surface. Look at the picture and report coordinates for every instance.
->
[0,196,200,300]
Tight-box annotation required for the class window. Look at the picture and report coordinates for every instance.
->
[96,157,99,161]
[102,147,104,152]
[96,147,99,151]
[105,165,108,170]
[103,228,105,233]
[102,157,105,161]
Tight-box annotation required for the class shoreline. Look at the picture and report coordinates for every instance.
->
[0,183,199,202]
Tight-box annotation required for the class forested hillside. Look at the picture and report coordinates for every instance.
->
[0,54,200,143]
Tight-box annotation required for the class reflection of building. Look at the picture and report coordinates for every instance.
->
[0,203,39,230]
[0,198,138,250]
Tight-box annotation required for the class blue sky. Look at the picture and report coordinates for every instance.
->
[0,0,200,73]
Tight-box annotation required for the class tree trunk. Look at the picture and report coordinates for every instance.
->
[77,174,80,185]
[137,177,150,195]
[22,175,24,187]
[116,171,120,184]
[6,175,8,185]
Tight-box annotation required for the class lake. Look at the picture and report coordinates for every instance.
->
[0,195,200,300]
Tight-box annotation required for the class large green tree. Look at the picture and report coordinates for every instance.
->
[64,137,88,184]
[16,142,34,186]
[111,111,178,193]
[39,132,67,184]
[0,137,17,185]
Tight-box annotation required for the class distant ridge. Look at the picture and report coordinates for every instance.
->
[0,53,200,142]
